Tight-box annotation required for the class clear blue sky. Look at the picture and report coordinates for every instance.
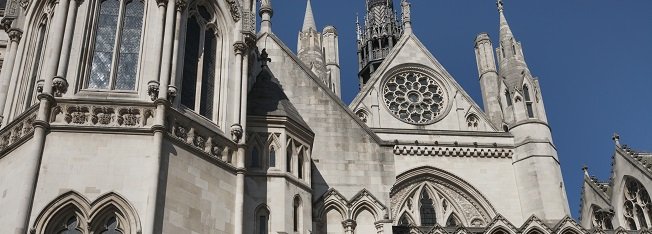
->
[265,0,652,218]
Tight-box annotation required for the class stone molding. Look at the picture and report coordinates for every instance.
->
[50,101,156,129]
[166,107,237,168]
[313,188,388,225]
[225,0,242,22]
[0,105,36,157]
[393,145,513,158]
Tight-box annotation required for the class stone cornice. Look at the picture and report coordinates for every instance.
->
[393,144,513,158]
[247,115,314,144]
[372,127,513,138]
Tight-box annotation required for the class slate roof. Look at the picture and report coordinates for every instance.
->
[247,66,312,131]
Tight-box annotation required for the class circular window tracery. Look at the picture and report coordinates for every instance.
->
[382,70,447,125]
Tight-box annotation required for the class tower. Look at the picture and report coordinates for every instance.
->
[356,0,403,88]
[475,33,504,127]
[297,0,341,97]
[492,0,570,221]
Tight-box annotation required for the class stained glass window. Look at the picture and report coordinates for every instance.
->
[88,0,143,91]
[115,0,143,90]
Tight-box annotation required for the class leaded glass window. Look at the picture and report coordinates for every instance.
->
[419,190,436,226]
[99,216,122,234]
[624,178,652,230]
[180,5,222,121]
[88,0,144,91]
[59,216,83,234]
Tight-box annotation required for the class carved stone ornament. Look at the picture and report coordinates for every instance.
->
[233,41,247,55]
[175,0,187,11]
[0,112,36,153]
[7,28,22,41]
[4,0,20,19]
[19,0,29,11]
[167,86,178,102]
[230,124,243,142]
[147,80,160,101]
[52,76,69,97]
[36,79,45,93]
[117,108,141,126]
[225,0,242,21]
[50,103,154,128]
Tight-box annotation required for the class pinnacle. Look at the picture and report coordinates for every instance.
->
[302,0,317,32]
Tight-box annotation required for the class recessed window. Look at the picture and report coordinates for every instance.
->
[523,85,534,118]
[505,90,512,106]
[419,190,436,226]
[269,147,276,168]
[250,147,260,168]
[466,114,479,130]
[298,151,304,179]
[87,0,144,91]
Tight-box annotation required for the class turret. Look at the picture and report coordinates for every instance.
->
[474,33,503,127]
[322,26,341,97]
[356,0,403,88]
[494,0,570,222]
[297,0,328,84]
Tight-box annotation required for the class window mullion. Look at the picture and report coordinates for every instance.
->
[109,0,128,90]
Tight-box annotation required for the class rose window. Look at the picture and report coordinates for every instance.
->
[383,71,446,124]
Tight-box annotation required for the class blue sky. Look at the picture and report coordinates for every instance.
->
[265,0,652,218]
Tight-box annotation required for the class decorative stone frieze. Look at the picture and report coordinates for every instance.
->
[0,107,36,155]
[50,102,155,128]
[393,145,513,158]
[241,10,256,35]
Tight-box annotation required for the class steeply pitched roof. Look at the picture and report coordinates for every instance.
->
[247,66,311,131]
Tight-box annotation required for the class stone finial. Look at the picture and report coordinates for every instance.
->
[259,0,273,33]
[401,0,412,32]
[612,133,621,146]
[355,13,362,41]
[497,0,504,12]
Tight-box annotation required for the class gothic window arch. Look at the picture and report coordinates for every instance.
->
[297,150,304,179]
[445,213,461,227]
[490,228,510,234]
[293,196,303,232]
[180,4,224,121]
[286,140,293,173]
[34,191,140,234]
[591,205,614,230]
[24,16,49,108]
[254,205,270,234]
[523,84,534,118]
[466,114,479,130]
[624,177,652,230]
[268,145,276,168]
[86,0,145,91]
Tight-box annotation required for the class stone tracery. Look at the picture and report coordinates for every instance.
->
[383,69,447,125]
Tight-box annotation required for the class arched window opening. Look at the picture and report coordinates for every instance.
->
[592,205,614,230]
[523,85,534,118]
[250,147,260,168]
[269,146,276,168]
[491,228,509,234]
[466,114,479,130]
[526,229,543,234]
[286,146,292,173]
[297,151,304,179]
[419,189,436,226]
[180,5,222,121]
[445,214,460,227]
[87,0,144,91]
[96,216,122,234]
[255,206,270,234]
[561,230,579,234]
[624,178,652,230]
[505,90,512,106]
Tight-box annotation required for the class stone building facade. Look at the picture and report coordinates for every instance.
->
[0,0,634,233]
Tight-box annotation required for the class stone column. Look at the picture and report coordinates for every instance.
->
[231,41,247,234]
[0,28,22,126]
[342,219,357,234]
[41,0,71,96]
[146,0,168,101]
[157,0,176,101]
[56,0,82,78]
[168,1,186,104]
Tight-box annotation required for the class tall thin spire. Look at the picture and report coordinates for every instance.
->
[497,0,514,42]
[302,0,317,32]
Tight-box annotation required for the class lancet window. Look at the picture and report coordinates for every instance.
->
[395,183,480,227]
[624,177,652,230]
[505,90,512,106]
[523,85,534,118]
[466,114,479,130]
[87,0,144,91]
[180,4,223,121]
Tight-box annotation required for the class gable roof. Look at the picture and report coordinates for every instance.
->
[349,31,500,131]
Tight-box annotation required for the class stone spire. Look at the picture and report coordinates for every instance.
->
[302,0,317,32]
[401,0,412,33]
[259,0,273,33]
[498,0,514,45]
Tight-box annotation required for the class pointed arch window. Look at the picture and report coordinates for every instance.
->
[293,196,302,232]
[445,213,460,227]
[58,216,83,234]
[624,177,652,230]
[26,21,48,107]
[298,150,304,179]
[269,146,276,168]
[286,145,293,173]
[181,5,223,121]
[523,85,534,118]
[87,0,144,91]
[466,114,479,130]
[419,190,436,226]
[255,206,270,234]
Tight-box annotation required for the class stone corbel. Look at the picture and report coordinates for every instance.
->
[233,41,247,55]
[147,80,160,101]
[7,28,23,42]
[52,76,68,97]
[167,85,177,102]
[230,123,243,143]
[36,79,45,93]
[155,0,167,7]
[175,0,186,12]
